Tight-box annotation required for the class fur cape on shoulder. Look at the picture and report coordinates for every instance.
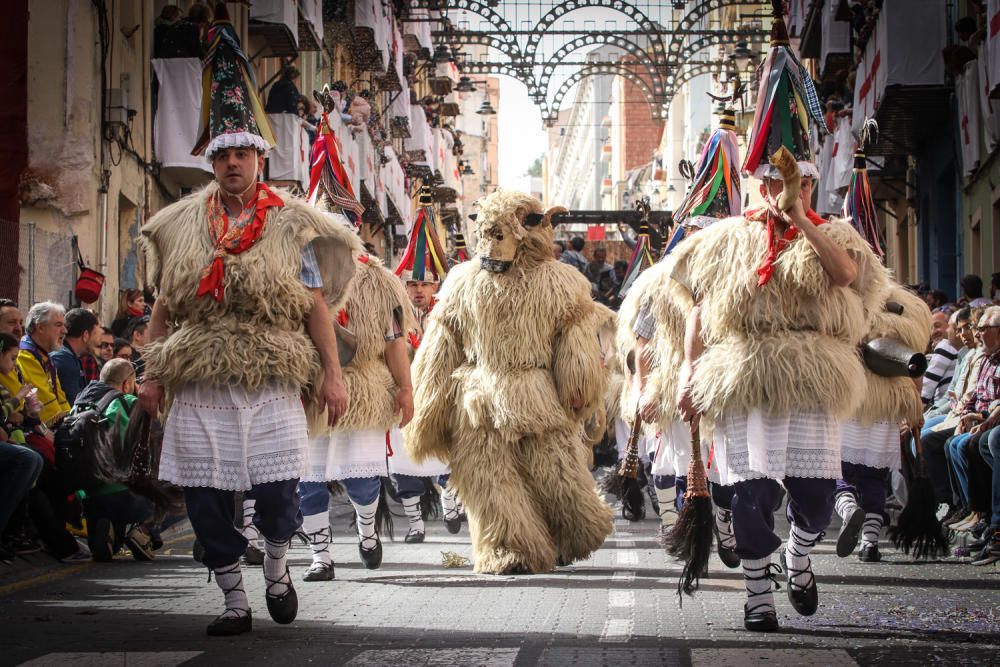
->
[667,214,889,420]
[854,283,931,427]
[140,182,362,413]
[306,255,415,433]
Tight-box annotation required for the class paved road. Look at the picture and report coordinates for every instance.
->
[1,493,997,666]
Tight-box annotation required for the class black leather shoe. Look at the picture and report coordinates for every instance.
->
[359,536,383,569]
[444,516,462,534]
[743,605,779,632]
[264,570,298,625]
[784,551,819,616]
[859,543,881,563]
[405,529,425,544]
[715,530,741,569]
[302,561,334,581]
[836,507,865,558]
[206,610,252,636]
[242,543,264,566]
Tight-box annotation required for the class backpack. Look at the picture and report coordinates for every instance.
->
[54,390,132,491]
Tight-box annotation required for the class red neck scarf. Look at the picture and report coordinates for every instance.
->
[752,206,828,286]
[198,183,284,302]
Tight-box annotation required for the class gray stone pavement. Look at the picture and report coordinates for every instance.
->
[0,494,997,667]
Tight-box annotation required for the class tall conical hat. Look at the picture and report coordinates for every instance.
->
[395,205,448,283]
[192,3,275,157]
[307,113,365,224]
[674,105,743,228]
[742,1,825,179]
[843,119,884,258]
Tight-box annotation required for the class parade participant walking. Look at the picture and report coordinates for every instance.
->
[138,3,359,636]
[405,190,613,574]
[670,5,885,631]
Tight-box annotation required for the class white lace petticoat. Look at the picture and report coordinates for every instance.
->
[716,409,842,482]
[840,419,901,470]
[159,381,309,490]
[302,427,390,482]
[386,428,450,478]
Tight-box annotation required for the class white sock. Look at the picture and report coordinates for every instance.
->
[785,524,821,589]
[263,537,291,597]
[213,561,250,618]
[241,499,261,545]
[834,491,859,522]
[655,487,678,528]
[742,557,775,614]
[861,513,883,547]
[441,488,459,520]
[302,512,332,566]
[401,496,425,534]
[715,507,736,550]
[351,497,379,550]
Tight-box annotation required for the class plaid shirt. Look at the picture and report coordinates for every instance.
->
[79,353,101,383]
[962,350,1000,415]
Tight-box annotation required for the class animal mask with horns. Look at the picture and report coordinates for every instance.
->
[468,190,567,273]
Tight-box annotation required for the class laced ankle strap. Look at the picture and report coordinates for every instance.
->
[264,565,291,596]
[360,534,380,551]
[744,562,783,590]
[306,526,332,556]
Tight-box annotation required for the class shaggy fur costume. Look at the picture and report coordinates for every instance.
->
[854,284,931,427]
[305,255,415,432]
[668,214,888,420]
[592,303,623,446]
[141,182,361,413]
[404,190,614,574]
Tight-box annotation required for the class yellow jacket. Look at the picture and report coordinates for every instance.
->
[17,349,71,425]
[0,369,21,410]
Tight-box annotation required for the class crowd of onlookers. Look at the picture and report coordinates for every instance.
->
[0,291,161,565]
[554,238,629,309]
[911,273,1000,565]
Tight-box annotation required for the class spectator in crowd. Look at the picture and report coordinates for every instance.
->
[265,66,302,114]
[0,332,45,565]
[75,359,157,562]
[50,308,101,405]
[161,2,210,59]
[126,316,149,382]
[586,245,617,304]
[980,410,1000,564]
[301,97,319,145]
[113,339,134,361]
[960,274,992,307]
[18,302,71,426]
[0,299,24,339]
[924,307,1000,519]
[96,326,115,365]
[111,289,146,339]
[922,309,964,407]
[925,308,980,420]
[929,309,950,349]
[613,259,628,286]
[553,241,565,261]
[153,4,182,58]
[926,289,950,311]
[560,236,588,274]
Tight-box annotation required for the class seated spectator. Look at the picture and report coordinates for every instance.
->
[553,241,564,261]
[922,309,964,408]
[50,308,101,405]
[926,308,981,420]
[926,289,950,311]
[111,289,145,339]
[113,339,133,361]
[95,326,115,366]
[0,332,45,564]
[924,307,1000,520]
[0,299,23,339]
[18,302,71,426]
[74,359,157,561]
[126,316,149,382]
[979,419,1000,564]
[960,274,992,307]
[266,66,302,114]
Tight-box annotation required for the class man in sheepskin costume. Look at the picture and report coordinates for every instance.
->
[404,190,614,574]
[298,243,414,577]
[834,287,930,562]
[138,6,360,636]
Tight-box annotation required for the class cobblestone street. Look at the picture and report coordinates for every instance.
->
[1,495,997,666]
